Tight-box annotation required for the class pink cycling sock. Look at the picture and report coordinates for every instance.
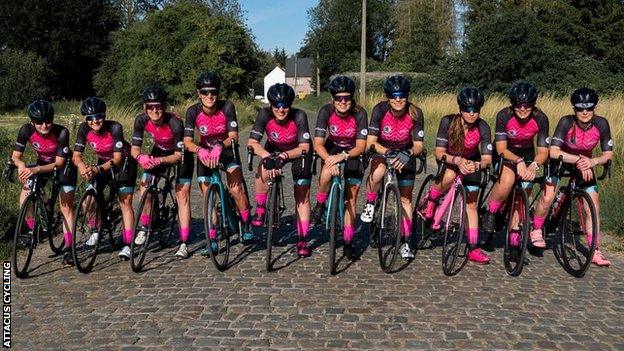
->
[532,215,545,230]
[88,217,98,228]
[509,229,521,247]
[366,192,377,203]
[467,228,479,245]
[401,218,412,238]
[179,227,189,243]
[25,218,35,230]
[343,225,355,243]
[297,220,310,238]
[587,232,599,247]
[240,209,250,223]
[256,193,267,206]
[122,229,134,245]
[63,232,73,248]
[208,228,217,240]
[139,214,151,226]
[428,187,443,200]
[316,192,328,204]
[488,200,503,214]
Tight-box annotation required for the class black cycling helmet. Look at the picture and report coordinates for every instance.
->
[457,86,485,111]
[329,76,355,96]
[141,85,167,104]
[509,82,538,106]
[383,75,411,96]
[571,87,599,109]
[27,100,54,123]
[80,97,107,116]
[196,72,221,90]
[267,83,295,107]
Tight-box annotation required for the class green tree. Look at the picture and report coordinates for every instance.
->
[0,49,54,112]
[272,47,287,68]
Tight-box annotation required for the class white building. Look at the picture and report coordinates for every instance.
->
[262,66,286,103]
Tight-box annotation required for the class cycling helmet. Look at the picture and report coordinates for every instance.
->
[571,87,598,109]
[267,83,295,107]
[383,75,411,96]
[329,76,355,96]
[196,72,221,90]
[80,97,107,116]
[509,82,538,106]
[141,85,167,104]
[27,100,54,123]
[457,87,485,111]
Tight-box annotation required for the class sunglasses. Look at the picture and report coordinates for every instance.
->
[574,106,595,112]
[333,95,352,103]
[85,113,104,122]
[271,102,290,109]
[199,88,219,96]
[387,93,408,100]
[514,103,534,110]
[461,106,481,114]
[145,104,164,111]
[32,119,53,126]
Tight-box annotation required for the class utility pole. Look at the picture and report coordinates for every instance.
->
[316,51,320,97]
[359,0,366,104]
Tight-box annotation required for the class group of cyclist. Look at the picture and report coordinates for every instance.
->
[12,72,614,270]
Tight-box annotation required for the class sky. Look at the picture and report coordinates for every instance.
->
[240,0,318,56]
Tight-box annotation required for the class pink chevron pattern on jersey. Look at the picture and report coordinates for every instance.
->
[447,126,481,158]
[562,124,601,157]
[505,117,538,149]
[86,131,115,161]
[266,119,298,151]
[30,133,58,163]
[145,120,175,151]
[196,110,228,146]
[328,112,357,149]
[379,111,413,149]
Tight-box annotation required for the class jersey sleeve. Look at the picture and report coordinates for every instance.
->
[73,122,89,153]
[222,101,239,133]
[184,104,199,139]
[368,103,386,137]
[132,114,147,147]
[314,104,332,139]
[595,116,613,152]
[55,126,71,159]
[249,108,270,142]
[355,108,368,140]
[550,116,574,148]
[411,106,424,142]
[294,109,311,144]
[110,122,126,153]
[168,115,185,152]
[14,124,32,153]
[535,111,550,148]
[494,109,511,142]
[435,115,452,148]
[478,120,493,155]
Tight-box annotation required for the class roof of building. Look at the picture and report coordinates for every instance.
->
[285,57,313,77]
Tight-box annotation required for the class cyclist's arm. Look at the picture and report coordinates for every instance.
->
[283,109,312,159]
[534,112,550,166]
[366,104,390,155]
[411,141,424,157]
[591,117,614,167]
[223,101,239,148]
[550,116,580,163]
[366,135,390,155]
[157,116,184,165]
[224,131,238,148]
[11,151,26,170]
[131,115,146,159]
[477,120,492,168]
[248,109,271,158]
[313,104,331,160]
[313,136,330,160]
[98,153,120,173]
[247,138,270,159]
[434,116,457,164]
[12,124,32,170]
[534,146,549,166]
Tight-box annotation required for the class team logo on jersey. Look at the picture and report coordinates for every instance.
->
[383,126,392,133]
[508,129,517,137]
[608,139,613,147]
[177,141,184,149]
[303,132,310,140]
[147,132,154,137]
[199,126,208,135]
[230,121,237,128]
[418,130,424,138]
[486,144,493,151]
[63,147,70,154]
[361,129,368,136]
[545,137,550,144]
[270,132,279,140]
[90,142,97,148]
[330,125,338,133]
[32,142,40,150]
[115,141,123,148]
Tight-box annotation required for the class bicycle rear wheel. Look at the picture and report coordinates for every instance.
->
[503,187,530,276]
[204,183,231,271]
[442,185,468,276]
[13,195,38,278]
[131,188,158,272]
[46,178,65,255]
[328,184,341,275]
[266,182,279,271]
[72,188,102,273]
[557,189,597,277]
[377,184,402,273]
[413,174,436,249]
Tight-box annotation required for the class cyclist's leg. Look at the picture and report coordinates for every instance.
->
[530,165,558,247]
[252,160,272,226]
[464,171,489,263]
[19,183,34,230]
[175,151,194,248]
[292,152,312,256]
[580,179,609,265]
[117,158,138,248]
[222,149,250,225]
[483,163,515,232]
[424,166,458,219]
[361,155,386,222]
[397,156,416,239]
[58,161,77,249]
[343,157,364,244]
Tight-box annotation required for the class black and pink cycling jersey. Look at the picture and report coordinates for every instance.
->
[494,107,549,152]
[14,123,71,163]
[249,107,311,152]
[368,101,424,150]
[74,120,130,161]
[436,115,492,158]
[314,104,368,150]
[132,112,184,152]
[551,115,613,158]
[184,101,238,147]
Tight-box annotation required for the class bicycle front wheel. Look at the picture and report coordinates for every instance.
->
[413,174,436,249]
[328,184,341,275]
[266,182,280,272]
[72,188,102,274]
[557,189,597,278]
[503,187,530,276]
[158,189,178,249]
[13,195,38,279]
[46,179,65,255]
[131,188,158,272]
[442,185,468,276]
[204,183,231,271]
[377,184,402,273]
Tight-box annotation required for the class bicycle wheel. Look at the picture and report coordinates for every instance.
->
[266,182,279,271]
[72,188,102,273]
[377,184,402,273]
[158,189,178,249]
[103,188,122,251]
[204,183,231,271]
[413,174,436,249]
[442,185,468,276]
[503,187,530,276]
[328,183,341,275]
[46,179,65,255]
[13,195,38,278]
[130,188,158,272]
[557,189,597,278]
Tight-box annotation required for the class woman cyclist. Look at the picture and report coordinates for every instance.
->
[131,85,194,259]
[183,72,253,254]
[12,100,77,266]
[481,82,551,251]
[359,75,425,260]
[422,87,493,264]
[73,97,138,260]
[311,76,368,259]
[549,87,613,266]
[248,83,313,257]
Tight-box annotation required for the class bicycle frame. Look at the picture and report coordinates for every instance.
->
[431,176,464,232]
[324,164,345,230]
[203,167,239,232]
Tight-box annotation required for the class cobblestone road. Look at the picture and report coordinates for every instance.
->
[12,111,624,350]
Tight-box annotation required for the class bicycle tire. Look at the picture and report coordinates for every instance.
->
[503,186,530,276]
[158,189,178,249]
[377,184,402,273]
[204,183,231,271]
[13,195,38,278]
[130,187,158,272]
[104,187,123,251]
[558,189,597,278]
[442,185,468,276]
[266,181,279,271]
[412,174,435,249]
[46,177,65,255]
[72,188,102,273]
[328,183,341,275]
